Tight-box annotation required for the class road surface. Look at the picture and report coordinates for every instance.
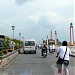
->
[0,48,75,75]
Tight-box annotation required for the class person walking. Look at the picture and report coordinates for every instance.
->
[52,44,55,52]
[56,41,71,75]
[49,43,53,53]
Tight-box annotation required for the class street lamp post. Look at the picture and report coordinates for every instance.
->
[18,33,21,53]
[19,33,21,40]
[42,38,43,44]
[11,25,15,50]
[11,26,15,39]
[22,37,24,48]
[22,37,24,41]
[47,35,48,49]
[19,33,21,47]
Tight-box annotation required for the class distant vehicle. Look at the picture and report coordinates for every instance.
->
[23,39,36,54]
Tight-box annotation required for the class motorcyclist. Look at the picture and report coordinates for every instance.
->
[41,43,47,56]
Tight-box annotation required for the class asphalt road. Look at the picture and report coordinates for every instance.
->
[0,48,75,75]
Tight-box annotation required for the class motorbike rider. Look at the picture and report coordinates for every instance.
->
[41,43,47,56]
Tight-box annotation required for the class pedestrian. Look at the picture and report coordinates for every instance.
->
[49,43,53,53]
[56,41,71,75]
[52,44,55,52]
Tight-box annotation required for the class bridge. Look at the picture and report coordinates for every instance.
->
[0,46,75,75]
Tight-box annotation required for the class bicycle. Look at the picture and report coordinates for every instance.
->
[62,62,69,75]
[56,56,69,75]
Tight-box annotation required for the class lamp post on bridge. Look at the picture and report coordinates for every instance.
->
[11,26,15,40]
[18,33,21,53]
[11,25,15,50]
[19,33,21,47]
[47,35,48,49]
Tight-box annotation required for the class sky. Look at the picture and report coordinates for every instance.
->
[0,0,74,44]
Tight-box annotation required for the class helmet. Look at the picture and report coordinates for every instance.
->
[62,41,67,46]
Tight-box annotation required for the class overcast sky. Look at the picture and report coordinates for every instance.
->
[0,0,74,44]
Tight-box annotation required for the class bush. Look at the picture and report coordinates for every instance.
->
[0,51,3,56]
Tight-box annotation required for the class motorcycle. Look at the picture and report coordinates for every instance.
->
[42,49,47,58]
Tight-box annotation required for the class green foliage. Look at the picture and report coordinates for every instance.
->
[0,36,24,56]
[0,50,3,56]
[12,39,23,47]
[5,36,10,49]
[0,35,24,50]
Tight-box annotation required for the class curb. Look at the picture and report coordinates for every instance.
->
[0,51,19,69]
[0,55,18,69]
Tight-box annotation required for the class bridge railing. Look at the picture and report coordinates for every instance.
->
[0,50,18,59]
[0,50,19,67]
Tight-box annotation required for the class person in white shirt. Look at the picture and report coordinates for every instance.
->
[52,44,55,52]
[56,41,71,75]
[49,44,53,53]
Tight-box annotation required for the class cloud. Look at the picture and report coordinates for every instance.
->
[15,0,32,5]
[0,0,74,43]
[53,0,73,8]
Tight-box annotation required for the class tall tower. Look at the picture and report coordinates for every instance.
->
[47,35,48,48]
[55,31,57,45]
[50,29,52,39]
[70,23,74,46]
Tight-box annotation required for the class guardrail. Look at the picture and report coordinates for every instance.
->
[0,50,19,68]
[0,50,18,59]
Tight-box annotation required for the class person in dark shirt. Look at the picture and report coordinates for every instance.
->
[41,43,47,56]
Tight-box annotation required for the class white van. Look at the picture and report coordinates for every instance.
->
[23,39,36,54]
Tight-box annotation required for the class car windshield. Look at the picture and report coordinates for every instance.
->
[25,41,35,46]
